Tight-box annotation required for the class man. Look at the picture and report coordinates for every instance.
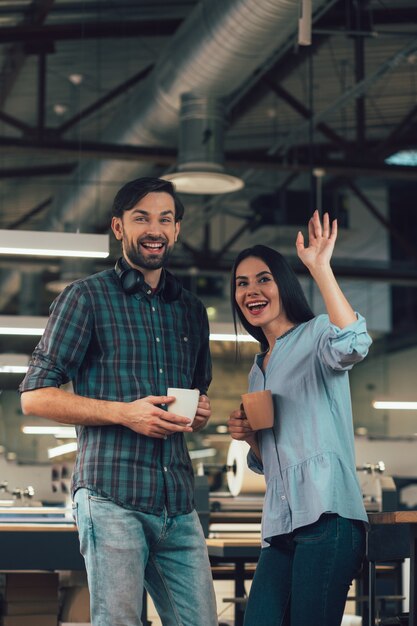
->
[20,177,218,626]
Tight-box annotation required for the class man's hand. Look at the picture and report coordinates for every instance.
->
[192,394,211,432]
[122,395,193,439]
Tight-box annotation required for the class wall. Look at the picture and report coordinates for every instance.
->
[350,344,417,437]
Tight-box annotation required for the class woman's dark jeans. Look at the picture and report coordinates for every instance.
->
[243,514,366,626]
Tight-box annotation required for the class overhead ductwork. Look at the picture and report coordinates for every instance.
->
[44,0,330,231]
[162,92,244,195]
[4,0,331,306]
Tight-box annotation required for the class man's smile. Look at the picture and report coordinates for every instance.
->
[140,240,166,253]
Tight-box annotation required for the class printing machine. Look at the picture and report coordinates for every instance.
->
[357,461,398,513]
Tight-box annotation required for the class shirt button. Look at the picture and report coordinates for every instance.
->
[163,466,168,472]
[156,337,160,342]
[159,368,163,373]
[152,307,156,312]
[183,336,188,342]
[281,495,286,500]
[147,289,152,295]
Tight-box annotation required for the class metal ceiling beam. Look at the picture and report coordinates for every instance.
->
[0,19,183,43]
[353,5,366,149]
[0,163,76,178]
[263,79,348,150]
[267,36,417,157]
[1,134,416,181]
[37,49,47,135]
[0,0,55,107]
[57,64,154,135]
[374,102,417,155]
[0,64,155,139]
[317,6,417,28]
[228,0,345,124]
[0,135,177,164]
[344,179,417,265]
[7,197,52,230]
[0,111,32,135]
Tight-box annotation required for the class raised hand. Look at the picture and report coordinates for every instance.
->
[295,210,337,271]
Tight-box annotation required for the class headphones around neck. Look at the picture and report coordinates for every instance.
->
[114,257,182,302]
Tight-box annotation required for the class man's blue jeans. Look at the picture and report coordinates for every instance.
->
[243,514,366,626]
[73,488,218,626]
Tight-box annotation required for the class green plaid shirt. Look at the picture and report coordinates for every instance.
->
[20,268,212,515]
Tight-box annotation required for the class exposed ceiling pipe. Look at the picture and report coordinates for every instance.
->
[3,0,330,308]
[44,0,330,232]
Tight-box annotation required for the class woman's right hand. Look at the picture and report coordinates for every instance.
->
[228,407,256,444]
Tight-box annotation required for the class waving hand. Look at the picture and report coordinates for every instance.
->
[296,210,337,270]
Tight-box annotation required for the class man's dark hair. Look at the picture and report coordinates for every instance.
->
[230,244,314,352]
[112,177,185,222]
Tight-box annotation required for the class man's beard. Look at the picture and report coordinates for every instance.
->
[124,237,172,270]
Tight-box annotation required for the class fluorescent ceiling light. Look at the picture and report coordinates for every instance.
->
[373,401,417,410]
[22,426,77,438]
[162,171,244,195]
[0,229,109,258]
[0,353,29,373]
[209,322,257,343]
[0,315,47,335]
[385,150,417,166]
[189,447,217,459]
[48,441,78,459]
[209,332,257,342]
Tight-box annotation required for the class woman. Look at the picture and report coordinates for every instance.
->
[228,210,372,626]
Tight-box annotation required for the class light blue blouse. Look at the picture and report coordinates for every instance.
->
[246,313,372,545]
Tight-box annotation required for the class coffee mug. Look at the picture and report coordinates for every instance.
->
[241,389,274,430]
[167,387,200,423]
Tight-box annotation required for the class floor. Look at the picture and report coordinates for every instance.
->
[145,580,362,625]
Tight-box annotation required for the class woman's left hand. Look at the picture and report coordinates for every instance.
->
[296,210,337,271]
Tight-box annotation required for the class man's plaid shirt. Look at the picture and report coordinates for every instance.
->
[19,268,212,516]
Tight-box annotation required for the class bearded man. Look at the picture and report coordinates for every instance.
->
[20,177,217,626]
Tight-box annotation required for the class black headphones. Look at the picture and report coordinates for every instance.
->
[114,257,182,302]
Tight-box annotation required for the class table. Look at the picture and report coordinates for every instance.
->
[0,523,262,626]
[0,522,85,570]
[368,511,417,626]
[206,536,261,626]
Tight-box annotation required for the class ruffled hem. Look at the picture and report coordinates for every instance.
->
[261,451,368,542]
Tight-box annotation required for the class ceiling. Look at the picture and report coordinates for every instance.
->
[1,0,417,365]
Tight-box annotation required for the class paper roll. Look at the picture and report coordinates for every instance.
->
[226,440,265,496]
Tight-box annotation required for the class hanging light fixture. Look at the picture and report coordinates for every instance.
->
[162,93,244,195]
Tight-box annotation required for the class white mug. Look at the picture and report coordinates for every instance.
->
[167,388,200,423]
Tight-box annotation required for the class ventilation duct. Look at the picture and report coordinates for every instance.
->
[44,0,329,232]
[0,0,331,307]
[163,93,244,194]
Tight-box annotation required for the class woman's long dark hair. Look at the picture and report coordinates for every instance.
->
[230,245,314,352]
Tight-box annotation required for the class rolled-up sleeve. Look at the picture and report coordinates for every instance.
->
[19,284,92,392]
[317,313,372,371]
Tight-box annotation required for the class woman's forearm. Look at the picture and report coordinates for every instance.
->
[309,265,357,329]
